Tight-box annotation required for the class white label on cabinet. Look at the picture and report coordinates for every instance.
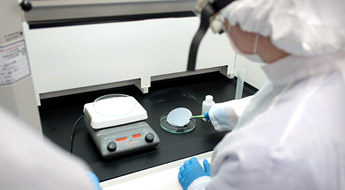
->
[0,40,30,86]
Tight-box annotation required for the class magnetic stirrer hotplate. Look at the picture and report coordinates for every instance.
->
[83,94,160,159]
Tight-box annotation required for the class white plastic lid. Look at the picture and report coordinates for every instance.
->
[205,95,213,102]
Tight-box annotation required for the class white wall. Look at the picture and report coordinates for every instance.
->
[24,17,267,99]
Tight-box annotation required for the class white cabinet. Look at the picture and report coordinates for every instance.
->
[24,16,267,102]
[24,17,236,100]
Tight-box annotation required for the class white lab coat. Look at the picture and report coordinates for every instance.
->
[0,107,95,190]
[189,52,345,190]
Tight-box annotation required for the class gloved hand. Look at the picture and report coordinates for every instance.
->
[204,112,210,122]
[87,171,102,190]
[178,157,211,190]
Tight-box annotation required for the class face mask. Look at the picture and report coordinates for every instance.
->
[226,25,265,63]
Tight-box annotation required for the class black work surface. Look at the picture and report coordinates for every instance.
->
[39,72,256,182]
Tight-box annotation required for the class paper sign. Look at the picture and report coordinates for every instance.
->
[0,40,30,85]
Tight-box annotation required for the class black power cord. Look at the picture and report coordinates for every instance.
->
[69,115,84,154]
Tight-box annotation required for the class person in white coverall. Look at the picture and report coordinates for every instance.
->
[178,0,345,189]
[0,107,102,190]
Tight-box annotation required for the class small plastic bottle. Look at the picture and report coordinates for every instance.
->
[202,95,215,121]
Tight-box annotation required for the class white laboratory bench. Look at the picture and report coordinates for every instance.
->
[101,151,212,190]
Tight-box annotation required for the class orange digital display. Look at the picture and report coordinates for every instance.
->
[116,137,129,142]
[132,134,142,138]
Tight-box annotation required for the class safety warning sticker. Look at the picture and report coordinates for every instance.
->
[0,40,30,86]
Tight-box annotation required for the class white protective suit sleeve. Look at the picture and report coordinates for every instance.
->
[189,96,253,189]
[0,107,96,190]
[188,176,212,190]
[208,95,253,131]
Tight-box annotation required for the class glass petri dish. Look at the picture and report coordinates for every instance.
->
[93,94,136,117]
[160,112,196,134]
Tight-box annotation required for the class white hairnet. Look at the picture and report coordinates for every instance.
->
[221,0,345,56]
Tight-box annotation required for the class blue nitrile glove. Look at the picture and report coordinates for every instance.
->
[178,157,211,190]
[204,112,210,122]
[87,171,102,190]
